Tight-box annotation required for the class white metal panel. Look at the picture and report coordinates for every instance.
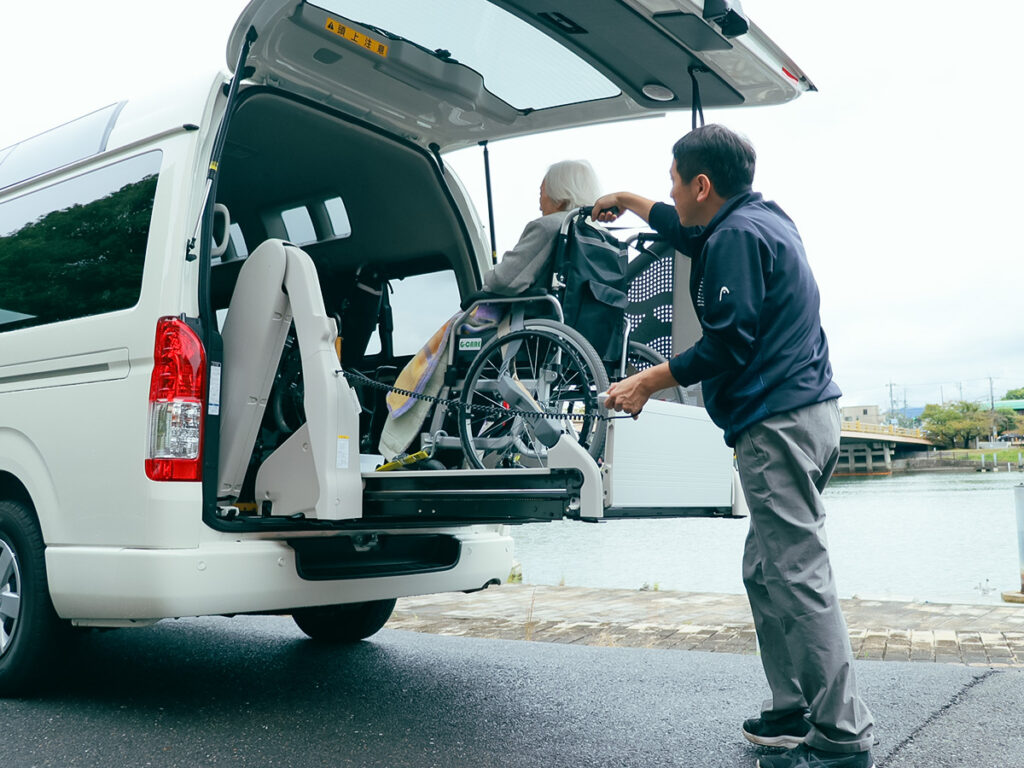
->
[605,399,733,510]
[45,529,513,621]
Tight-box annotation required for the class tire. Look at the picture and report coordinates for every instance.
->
[524,319,608,387]
[0,500,66,697]
[292,598,397,643]
[623,341,688,404]
[459,323,609,469]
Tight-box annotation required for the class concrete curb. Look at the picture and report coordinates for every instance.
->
[391,584,1024,666]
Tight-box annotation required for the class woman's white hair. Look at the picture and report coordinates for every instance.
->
[542,159,602,210]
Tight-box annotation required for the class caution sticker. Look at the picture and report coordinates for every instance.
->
[336,434,350,469]
[325,18,389,58]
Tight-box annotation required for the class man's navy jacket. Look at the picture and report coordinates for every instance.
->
[649,191,841,447]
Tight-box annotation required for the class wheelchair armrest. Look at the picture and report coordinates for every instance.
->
[460,289,500,311]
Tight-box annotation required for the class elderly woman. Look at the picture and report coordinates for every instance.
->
[378,159,603,460]
[481,159,602,296]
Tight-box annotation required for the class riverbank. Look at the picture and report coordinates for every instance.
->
[892,449,1024,473]
[391,584,1024,667]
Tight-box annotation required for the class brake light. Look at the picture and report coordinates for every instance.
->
[146,317,206,481]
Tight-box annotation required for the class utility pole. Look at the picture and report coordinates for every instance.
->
[888,380,896,423]
[990,376,997,441]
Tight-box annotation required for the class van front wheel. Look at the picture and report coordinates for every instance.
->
[0,500,66,697]
[292,598,397,643]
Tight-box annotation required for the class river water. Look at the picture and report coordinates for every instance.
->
[510,471,1024,606]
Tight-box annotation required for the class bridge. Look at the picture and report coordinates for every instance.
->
[837,421,933,476]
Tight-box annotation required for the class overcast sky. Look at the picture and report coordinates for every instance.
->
[2,1,1021,410]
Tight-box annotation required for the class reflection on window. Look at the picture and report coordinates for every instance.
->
[0,151,161,332]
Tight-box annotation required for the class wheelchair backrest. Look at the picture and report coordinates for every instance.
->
[550,212,629,362]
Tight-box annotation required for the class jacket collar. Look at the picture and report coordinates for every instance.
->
[703,190,762,237]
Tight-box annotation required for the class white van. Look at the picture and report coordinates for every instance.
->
[0,0,812,694]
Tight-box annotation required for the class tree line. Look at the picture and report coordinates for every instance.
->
[916,387,1024,448]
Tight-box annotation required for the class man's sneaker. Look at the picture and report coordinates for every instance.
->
[742,711,811,749]
[756,744,875,768]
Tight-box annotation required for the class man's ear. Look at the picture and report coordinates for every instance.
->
[694,173,714,202]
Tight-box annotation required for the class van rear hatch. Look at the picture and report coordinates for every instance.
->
[227,0,814,151]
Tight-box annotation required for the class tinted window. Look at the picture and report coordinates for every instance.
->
[0,151,161,332]
[324,196,352,238]
[229,223,249,258]
[0,103,123,191]
[281,204,317,245]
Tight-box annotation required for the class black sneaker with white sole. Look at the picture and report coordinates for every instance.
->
[756,744,875,768]
[742,710,811,749]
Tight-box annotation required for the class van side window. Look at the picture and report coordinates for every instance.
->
[281,204,317,245]
[365,270,461,357]
[0,151,161,332]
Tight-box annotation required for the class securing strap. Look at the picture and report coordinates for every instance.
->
[340,368,629,422]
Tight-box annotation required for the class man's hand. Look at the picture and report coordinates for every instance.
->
[592,192,656,224]
[603,361,677,419]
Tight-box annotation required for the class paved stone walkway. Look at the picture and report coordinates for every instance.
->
[391,584,1024,667]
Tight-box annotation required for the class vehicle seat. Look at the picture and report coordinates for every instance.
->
[217,240,292,500]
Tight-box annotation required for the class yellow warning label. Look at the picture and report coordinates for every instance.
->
[325,18,389,58]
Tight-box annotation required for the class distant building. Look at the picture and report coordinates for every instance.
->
[841,405,881,425]
[994,399,1024,414]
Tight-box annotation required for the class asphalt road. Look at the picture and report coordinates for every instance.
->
[2,616,1022,767]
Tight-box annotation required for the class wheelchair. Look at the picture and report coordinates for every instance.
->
[416,207,687,470]
[258,209,687,475]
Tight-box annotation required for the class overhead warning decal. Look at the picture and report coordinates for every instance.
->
[325,18,389,58]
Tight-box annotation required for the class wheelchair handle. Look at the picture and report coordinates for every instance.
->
[576,205,618,220]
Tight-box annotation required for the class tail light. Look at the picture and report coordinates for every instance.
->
[146,317,206,481]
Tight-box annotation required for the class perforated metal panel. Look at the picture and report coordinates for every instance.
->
[626,252,674,359]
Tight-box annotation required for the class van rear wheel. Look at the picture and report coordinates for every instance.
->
[0,500,67,697]
[292,598,397,642]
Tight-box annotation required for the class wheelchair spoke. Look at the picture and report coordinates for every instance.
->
[459,325,609,469]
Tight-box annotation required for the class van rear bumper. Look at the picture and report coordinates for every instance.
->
[45,529,512,623]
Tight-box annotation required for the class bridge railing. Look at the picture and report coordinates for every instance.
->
[841,420,928,440]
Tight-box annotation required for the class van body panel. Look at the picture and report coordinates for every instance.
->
[103,73,221,157]
[45,528,511,620]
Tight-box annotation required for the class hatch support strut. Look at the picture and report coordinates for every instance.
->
[479,140,498,265]
[689,66,707,131]
[187,25,258,265]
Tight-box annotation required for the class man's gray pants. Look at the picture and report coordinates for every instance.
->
[736,398,875,753]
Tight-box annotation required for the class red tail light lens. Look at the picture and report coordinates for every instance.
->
[146,317,206,481]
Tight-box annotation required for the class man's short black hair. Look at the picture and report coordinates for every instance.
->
[672,124,756,199]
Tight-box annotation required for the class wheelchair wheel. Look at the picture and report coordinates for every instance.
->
[458,325,609,469]
[522,318,607,385]
[623,341,688,404]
